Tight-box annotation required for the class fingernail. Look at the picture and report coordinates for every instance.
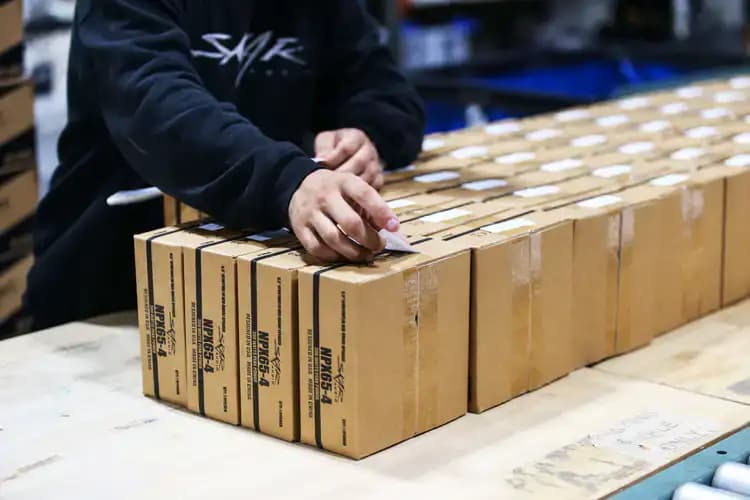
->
[385,217,400,232]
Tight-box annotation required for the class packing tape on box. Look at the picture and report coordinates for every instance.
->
[528,232,543,389]
[621,207,635,246]
[402,268,420,439]
[608,213,621,251]
[418,265,440,432]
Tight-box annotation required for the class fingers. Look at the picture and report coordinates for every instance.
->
[341,175,399,232]
[324,195,385,252]
[321,130,366,168]
[312,212,374,262]
[314,131,337,167]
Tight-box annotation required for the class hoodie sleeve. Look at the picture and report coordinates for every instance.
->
[76,0,321,229]
[316,0,425,170]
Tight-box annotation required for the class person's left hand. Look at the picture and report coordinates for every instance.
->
[315,128,384,189]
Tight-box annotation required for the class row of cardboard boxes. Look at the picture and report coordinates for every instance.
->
[136,152,750,459]
[0,0,23,80]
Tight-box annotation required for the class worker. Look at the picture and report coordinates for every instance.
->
[25,0,425,331]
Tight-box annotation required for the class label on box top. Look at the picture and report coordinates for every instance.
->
[685,126,718,139]
[734,132,750,144]
[639,120,672,133]
[597,114,630,127]
[714,90,746,103]
[481,217,536,234]
[730,76,750,89]
[660,102,689,115]
[702,107,731,120]
[422,138,445,151]
[571,134,607,148]
[593,164,632,178]
[619,141,655,155]
[577,194,623,209]
[450,145,488,160]
[387,199,417,209]
[618,96,650,110]
[414,171,461,183]
[555,109,590,122]
[671,147,706,161]
[420,208,472,223]
[495,151,535,164]
[650,173,689,187]
[485,121,521,136]
[247,229,290,242]
[676,86,704,99]
[525,128,562,142]
[461,178,508,191]
[725,154,750,168]
[514,185,561,198]
[541,158,584,172]
[199,223,224,232]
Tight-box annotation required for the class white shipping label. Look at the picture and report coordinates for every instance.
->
[451,145,488,159]
[485,121,521,136]
[714,90,746,103]
[422,138,445,151]
[541,158,584,172]
[730,76,750,89]
[725,154,750,168]
[555,109,590,122]
[670,148,706,161]
[619,142,655,155]
[618,96,650,110]
[514,185,561,198]
[640,120,672,133]
[525,128,562,142]
[701,107,731,120]
[495,151,535,164]
[597,114,630,127]
[660,102,689,115]
[734,132,750,144]
[593,164,632,178]
[571,134,607,148]
[387,199,417,209]
[676,86,704,99]
[247,228,290,242]
[577,194,623,209]
[650,173,690,187]
[685,126,718,139]
[462,179,508,191]
[199,223,224,232]
[414,171,461,183]
[420,208,472,223]
[481,217,536,234]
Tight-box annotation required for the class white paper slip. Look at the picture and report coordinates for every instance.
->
[730,76,750,89]
[485,121,521,136]
[701,107,731,120]
[513,185,560,198]
[106,186,163,206]
[671,148,707,161]
[481,218,536,234]
[578,195,623,209]
[414,171,461,183]
[618,96,650,110]
[387,199,417,209]
[650,174,689,187]
[734,132,750,145]
[381,230,417,254]
[676,86,704,99]
[619,141,655,155]
[420,208,472,223]
[525,128,562,142]
[495,151,535,164]
[422,138,445,151]
[571,135,607,148]
[639,120,672,133]
[714,90,747,103]
[541,158,583,172]
[555,109,590,122]
[597,114,630,127]
[450,145,488,160]
[684,126,718,139]
[461,179,508,191]
[660,102,689,115]
[593,164,632,178]
[725,154,750,168]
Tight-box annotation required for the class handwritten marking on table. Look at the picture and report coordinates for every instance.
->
[2,455,62,483]
[114,418,157,431]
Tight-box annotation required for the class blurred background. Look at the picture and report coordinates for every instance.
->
[21,0,750,193]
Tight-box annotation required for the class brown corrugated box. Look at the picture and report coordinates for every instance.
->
[0,80,34,147]
[380,169,499,200]
[298,238,470,459]
[469,148,584,177]
[0,170,37,231]
[386,193,467,219]
[0,0,22,59]
[0,252,31,324]
[720,155,750,306]
[400,200,519,238]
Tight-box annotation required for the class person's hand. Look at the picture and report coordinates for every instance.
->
[289,169,400,262]
[315,128,385,189]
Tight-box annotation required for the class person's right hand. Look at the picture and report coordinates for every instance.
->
[289,170,400,262]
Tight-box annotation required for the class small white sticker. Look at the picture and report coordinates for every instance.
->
[525,128,562,142]
[701,107,731,120]
[199,223,224,232]
[640,120,672,133]
[462,179,508,191]
[541,158,584,172]
[247,228,290,242]
[715,90,746,103]
[387,199,417,209]
[495,151,536,165]
[481,218,537,234]
[514,185,561,198]
[597,114,630,128]
[618,96,650,110]
[650,174,690,187]
[390,164,415,173]
[593,164,632,178]
[734,132,750,145]
[555,109,590,122]
[571,134,607,148]
[451,145,488,160]
[685,126,718,139]
[730,76,750,89]
[619,142,655,155]
[725,154,750,168]
[420,208,472,223]
[414,171,461,183]
[671,147,706,161]
[577,195,623,209]
[660,102,689,115]
[422,138,445,151]
[676,86,704,99]
[485,121,521,136]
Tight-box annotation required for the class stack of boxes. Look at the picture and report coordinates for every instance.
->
[0,0,37,337]
[136,74,750,459]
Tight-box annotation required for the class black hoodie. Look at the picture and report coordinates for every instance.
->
[26,0,424,330]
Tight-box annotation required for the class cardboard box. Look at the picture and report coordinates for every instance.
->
[133,226,193,405]
[387,193,470,220]
[163,196,179,226]
[299,239,471,458]
[720,155,750,305]
[400,200,519,238]
[487,176,615,212]
[0,214,32,274]
[0,0,22,59]
[586,160,672,187]
[0,170,37,231]
[380,169,498,200]
[0,80,33,148]
[471,148,581,177]
[179,203,206,224]
[0,252,31,323]
[0,127,35,180]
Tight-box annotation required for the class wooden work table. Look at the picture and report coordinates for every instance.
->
[2,302,750,499]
